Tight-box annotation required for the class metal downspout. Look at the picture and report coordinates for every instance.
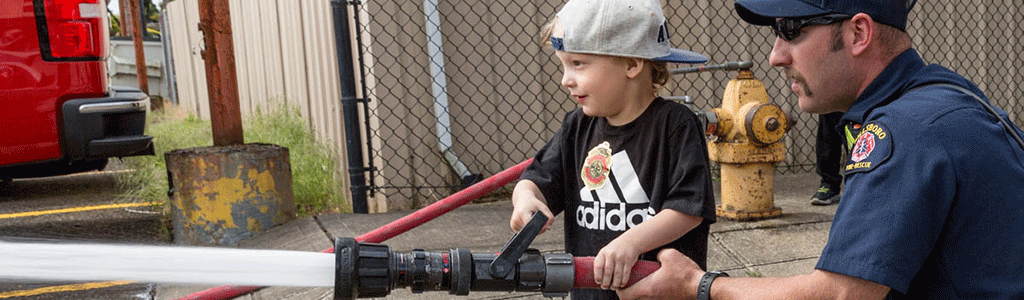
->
[332,0,369,214]
[423,0,481,187]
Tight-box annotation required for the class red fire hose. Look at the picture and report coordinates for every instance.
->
[352,158,534,245]
[573,257,660,289]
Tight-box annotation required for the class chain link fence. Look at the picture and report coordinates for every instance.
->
[348,0,1023,210]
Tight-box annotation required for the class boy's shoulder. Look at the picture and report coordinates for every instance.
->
[646,97,699,121]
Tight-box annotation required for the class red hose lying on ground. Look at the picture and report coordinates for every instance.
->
[354,158,534,244]
[178,159,534,300]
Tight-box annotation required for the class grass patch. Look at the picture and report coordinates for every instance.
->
[115,102,348,218]
[247,104,348,215]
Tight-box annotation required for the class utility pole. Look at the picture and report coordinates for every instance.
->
[196,0,243,146]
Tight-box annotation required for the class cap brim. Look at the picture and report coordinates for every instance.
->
[653,48,708,64]
[735,0,830,26]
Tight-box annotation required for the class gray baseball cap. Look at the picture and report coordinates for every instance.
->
[552,0,708,64]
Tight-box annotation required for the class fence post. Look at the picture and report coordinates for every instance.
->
[332,0,369,214]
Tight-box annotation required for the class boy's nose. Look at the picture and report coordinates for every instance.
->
[560,72,574,88]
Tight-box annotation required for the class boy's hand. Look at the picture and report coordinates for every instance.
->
[594,237,641,290]
[510,198,554,233]
[509,180,553,234]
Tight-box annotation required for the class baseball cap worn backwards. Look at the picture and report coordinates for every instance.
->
[552,0,707,64]
[735,0,918,31]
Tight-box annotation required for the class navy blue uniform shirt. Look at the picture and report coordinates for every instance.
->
[816,49,1024,299]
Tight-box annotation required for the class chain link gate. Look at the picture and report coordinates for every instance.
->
[342,0,1023,211]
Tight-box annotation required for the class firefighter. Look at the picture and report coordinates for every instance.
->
[617,0,1024,299]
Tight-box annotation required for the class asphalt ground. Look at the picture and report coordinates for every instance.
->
[0,166,167,300]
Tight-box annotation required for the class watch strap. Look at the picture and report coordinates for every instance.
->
[697,270,728,300]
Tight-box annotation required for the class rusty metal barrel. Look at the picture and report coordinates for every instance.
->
[165,143,296,245]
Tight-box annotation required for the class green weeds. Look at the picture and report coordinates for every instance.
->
[115,102,348,218]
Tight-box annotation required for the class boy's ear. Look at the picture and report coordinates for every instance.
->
[624,57,645,79]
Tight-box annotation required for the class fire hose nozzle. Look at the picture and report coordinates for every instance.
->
[331,213,666,298]
[333,237,575,299]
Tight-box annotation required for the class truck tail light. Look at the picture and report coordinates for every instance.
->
[36,0,108,60]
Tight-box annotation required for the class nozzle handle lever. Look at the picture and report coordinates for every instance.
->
[489,211,549,278]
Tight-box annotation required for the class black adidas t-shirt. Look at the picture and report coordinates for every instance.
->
[521,97,716,299]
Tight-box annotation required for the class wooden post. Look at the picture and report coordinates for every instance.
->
[128,0,148,95]
[197,0,244,146]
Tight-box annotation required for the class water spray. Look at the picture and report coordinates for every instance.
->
[0,239,334,287]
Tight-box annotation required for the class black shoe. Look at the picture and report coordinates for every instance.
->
[810,184,841,205]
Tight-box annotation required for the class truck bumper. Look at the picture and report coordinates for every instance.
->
[61,86,155,161]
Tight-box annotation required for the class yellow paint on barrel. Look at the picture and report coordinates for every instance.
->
[166,143,295,246]
[189,176,247,229]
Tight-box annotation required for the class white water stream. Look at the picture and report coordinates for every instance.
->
[0,241,334,287]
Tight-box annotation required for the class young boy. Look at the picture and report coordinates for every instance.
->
[509,0,717,299]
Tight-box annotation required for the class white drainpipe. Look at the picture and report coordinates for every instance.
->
[423,0,472,180]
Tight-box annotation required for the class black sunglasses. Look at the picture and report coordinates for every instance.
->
[771,14,852,41]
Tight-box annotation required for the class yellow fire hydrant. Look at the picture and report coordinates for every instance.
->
[674,61,791,221]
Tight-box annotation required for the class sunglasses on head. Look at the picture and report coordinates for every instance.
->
[771,13,852,41]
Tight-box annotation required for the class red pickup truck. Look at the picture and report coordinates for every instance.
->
[0,0,153,182]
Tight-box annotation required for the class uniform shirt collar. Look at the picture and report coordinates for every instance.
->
[840,49,925,125]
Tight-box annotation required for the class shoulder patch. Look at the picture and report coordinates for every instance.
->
[844,121,892,174]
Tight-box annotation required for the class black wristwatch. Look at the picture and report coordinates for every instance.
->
[697,270,728,300]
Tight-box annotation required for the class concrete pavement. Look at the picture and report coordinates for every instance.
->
[156,171,836,300]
